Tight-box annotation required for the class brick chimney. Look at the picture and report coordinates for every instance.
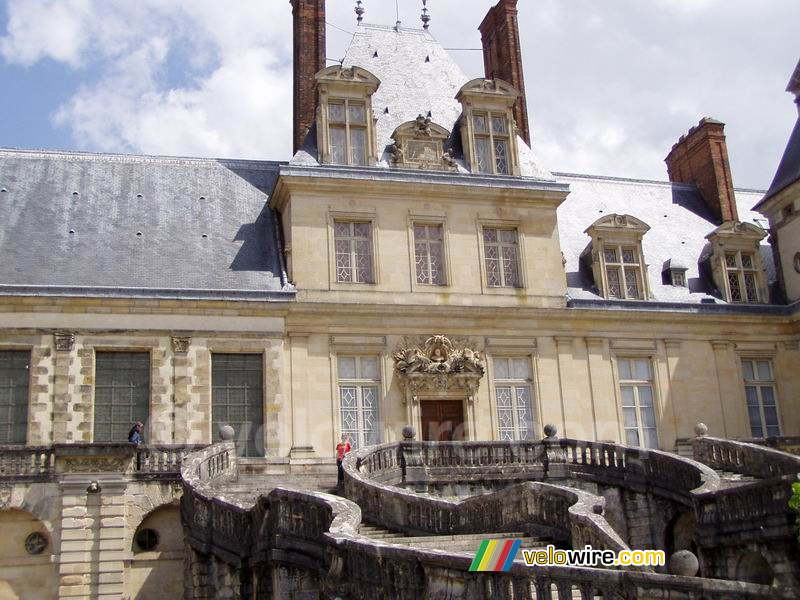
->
[291,0,326,154]
[478,0,530,147]
[665,118,739,223]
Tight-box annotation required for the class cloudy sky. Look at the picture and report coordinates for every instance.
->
[0,0,797,189]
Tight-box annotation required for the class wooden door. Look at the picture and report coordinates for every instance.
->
[421,400,465,441]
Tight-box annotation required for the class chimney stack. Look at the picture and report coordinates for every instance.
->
[479,0,531,147]
[291,0,326,154]
[665,118,739,223]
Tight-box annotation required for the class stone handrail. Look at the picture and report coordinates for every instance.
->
[134,444,204,477]
[694,435,800,480]
[0,445,55,480]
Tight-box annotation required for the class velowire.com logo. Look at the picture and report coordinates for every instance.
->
[468,540,522,572]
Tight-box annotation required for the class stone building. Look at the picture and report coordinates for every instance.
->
[0,1,798,598]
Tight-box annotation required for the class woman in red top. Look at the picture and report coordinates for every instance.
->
[336,434,351,486]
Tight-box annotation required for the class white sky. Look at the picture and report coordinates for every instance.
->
[1,0,797,189]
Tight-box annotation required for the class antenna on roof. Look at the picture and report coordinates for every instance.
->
[421,0,430,30]
[395,0,401,30]
[354,0,364,25]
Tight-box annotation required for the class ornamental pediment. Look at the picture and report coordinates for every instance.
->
[457,78,520,101]
[389,115,456,171]
[705,220,767,242]
[584,214,651,236]
[393,335,485,398]
[315,65,380,91]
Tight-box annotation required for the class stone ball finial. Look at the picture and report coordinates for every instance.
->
[694,423,709,437]
[668,550,699,577]
[544,424,558,439]
[402,425,416,441]
[219,425,235,442]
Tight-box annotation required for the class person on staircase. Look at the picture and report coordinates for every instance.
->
[336,434,352,487]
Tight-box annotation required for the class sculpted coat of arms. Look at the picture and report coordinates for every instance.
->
[393,335,485,397]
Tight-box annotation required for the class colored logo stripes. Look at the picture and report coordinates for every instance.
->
[469,539,522,572]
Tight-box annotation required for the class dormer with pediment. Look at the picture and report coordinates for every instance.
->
[456,78,522,176]
[584,214,652,300]
[705,221,769,304]
[315,65,381,167]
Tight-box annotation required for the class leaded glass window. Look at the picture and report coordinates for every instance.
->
[94,352,150,443]
[617,358,658,449]
[338,356,381,448]
[472,111,511,175]
[0,351,30,444]
[212,354,264,457]
[483,227,521,288]
[742,359,781,438]
[414,224,445,285]
[328,99,368,166]
[602,245,644,300]
[494,357,535,441]
[724,251,760,303]
[334,221,374,283]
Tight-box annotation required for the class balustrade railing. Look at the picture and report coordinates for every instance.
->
[694,435,800,480]
[134,444,203,476]
[0,445,55,480]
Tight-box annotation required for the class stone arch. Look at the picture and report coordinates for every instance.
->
[128,503,184,600]
[735,550,775,585]
[665,510,697,557]
[0,508,58,600]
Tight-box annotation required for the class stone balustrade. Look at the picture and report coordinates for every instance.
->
[693,434,800,480]
[0,445,55,480]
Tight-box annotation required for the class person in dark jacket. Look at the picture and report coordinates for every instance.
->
[128,421,144,445]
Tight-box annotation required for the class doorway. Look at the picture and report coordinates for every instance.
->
[421,400,465,441]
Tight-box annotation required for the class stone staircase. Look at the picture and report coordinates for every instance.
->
[215,472,340,505]
[713,469,758,488]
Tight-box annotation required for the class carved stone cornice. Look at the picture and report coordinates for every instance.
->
[54,332,75,352]
[393,335,485,400]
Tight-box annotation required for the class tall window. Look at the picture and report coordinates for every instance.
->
[337,356,381,448]
[212,354,264,457]
[414,224,445,285]
[328,100,368,166]
[483,227,520,288]
[725,251,760,303]
[94,352,150,443]
[334,221,374,284]
[742,359,780,438]
[0,351,30,444]
[493,357,535,441]
[473,112,511,175]
[604,246,643,300]
[617,358,658,449]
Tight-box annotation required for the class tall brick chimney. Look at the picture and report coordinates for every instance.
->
[478,0,530,147]
[291,0,326,154]
[665,118,739,223]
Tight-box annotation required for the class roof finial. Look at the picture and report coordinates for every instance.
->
[421,0,431,30]
[395,0,401,31]
[355,0,365,25]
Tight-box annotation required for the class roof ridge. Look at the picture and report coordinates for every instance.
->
[553,171,767,193]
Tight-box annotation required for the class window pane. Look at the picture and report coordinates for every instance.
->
[491,116,507,134]
[354,239,374,283]
[360,357,380,381]
[429,238,445,285]
[338,357,357,380]
[637,385,653,407]
[643,428,659,449]
[741,254,754,269]
[766,426,781,437]
[494,139,509,175]
[515,386,534,440]
[353,222,371,238]
[744,273,758,303]
[607,267,622,298]
[622,248,636,264]
[473,114,488,133]
[483,227,498,243]
[617,359,632,380]
[763,406,779,428]
[760,386,775,406]
[625,429,640,446]
[501,244,520,287]
[633,360,651,381]
[475,138,492,174]
[725,253,737,268]
[756,361,771,381]
[640,404,656,427]
[335,239,353,283]
[329,103,345,122]
[330,126,347,164]
[512,358,530,380]
[745,386,759,406]
[624,268,641,299]
[623,407,639,428]
[728,272,742,302]
[620,386,635,407]
[604,248,618,263]
[94,352,150,444]
[350,128,367,166]
[349,103,366,124]
[485,244,501,287]
[415,242,431,284]
[0,351,30,444]
[742,360,755,381]
[212,354,263,457]
[494,358,510,380]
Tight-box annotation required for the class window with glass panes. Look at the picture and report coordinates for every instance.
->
[334,221,374,283]
[617,358,658,449]
[725,251,760,303]
[94,352,150,443]
[741,359,781,438]
[0,351,30,444]
[603,245,643,299]
[483,227,520,288]
[472,112,511,175]
[212,354,264,457]
[493,357,535,441]
[414,223,445,285]
[337,356,381,448]
[328,100,368,166]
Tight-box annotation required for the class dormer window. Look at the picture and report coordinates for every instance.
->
[315,66,380,167]
[389,116,455,171]
[705,221,768,304]
[456,79,521,176]
[584,214,651,301]
[663,259,688,287]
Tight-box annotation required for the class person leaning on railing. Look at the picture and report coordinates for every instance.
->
[336,434,352,487]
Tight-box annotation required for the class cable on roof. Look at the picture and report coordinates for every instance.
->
[326,21,354,36]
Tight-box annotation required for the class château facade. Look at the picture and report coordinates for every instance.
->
[0,1,798,598]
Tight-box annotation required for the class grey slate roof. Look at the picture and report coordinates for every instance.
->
[556,172,773,304]
[292,23,553,180]
[0,149,293,300]
[760,115,800,204]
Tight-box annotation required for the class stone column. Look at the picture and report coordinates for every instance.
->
[28,339,54,444]
[289,333,315,459]
[52,332,77,443]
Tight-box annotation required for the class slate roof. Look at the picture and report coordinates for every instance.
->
[0,149,293,301]
[292,23,553,180]
[759,115,800,205]
[556,172,773,304]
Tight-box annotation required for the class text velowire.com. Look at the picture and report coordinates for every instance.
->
[522,545,666,568]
